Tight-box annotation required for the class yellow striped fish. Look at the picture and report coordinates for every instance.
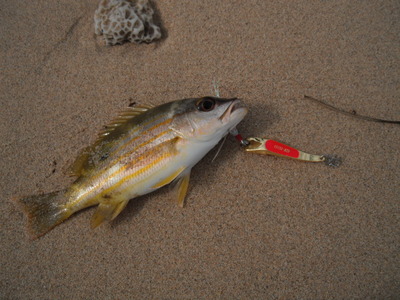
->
[15,97,247,238]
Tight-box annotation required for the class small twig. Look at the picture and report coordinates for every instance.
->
[304,95,400,125]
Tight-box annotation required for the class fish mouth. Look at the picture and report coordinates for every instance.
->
[219,99,247,122]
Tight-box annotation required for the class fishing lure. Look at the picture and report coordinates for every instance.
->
[229,128,341,167]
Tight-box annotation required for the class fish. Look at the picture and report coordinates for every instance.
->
[15,96,247,238]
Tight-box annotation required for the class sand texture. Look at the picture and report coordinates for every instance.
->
[1,1,399,299]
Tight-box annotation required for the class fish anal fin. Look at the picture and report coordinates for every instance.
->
[173,170,191,208]
[152,167,186,189]
[91,203,112,229]
[91,198,130,228]
[111,199,129,220]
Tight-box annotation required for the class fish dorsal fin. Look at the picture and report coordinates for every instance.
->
[98,104,153,138]
[68,104,154,177]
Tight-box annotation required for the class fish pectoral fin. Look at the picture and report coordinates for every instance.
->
[173,170,191,208]
[90,199,129,229]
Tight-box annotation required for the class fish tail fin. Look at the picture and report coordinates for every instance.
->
[14,190,71,239]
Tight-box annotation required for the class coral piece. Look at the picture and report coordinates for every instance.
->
[94,0,162,46]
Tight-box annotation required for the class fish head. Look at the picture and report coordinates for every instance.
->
[171,96,248,142]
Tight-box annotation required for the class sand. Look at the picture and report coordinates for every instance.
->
[1,0,399,299]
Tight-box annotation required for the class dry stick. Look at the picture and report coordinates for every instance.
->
[304,95,400,125]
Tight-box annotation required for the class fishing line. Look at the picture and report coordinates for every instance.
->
[211,134,228,163]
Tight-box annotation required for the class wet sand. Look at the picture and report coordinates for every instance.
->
[1,1,399,298]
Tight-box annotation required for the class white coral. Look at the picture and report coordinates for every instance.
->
[94,0,162,46]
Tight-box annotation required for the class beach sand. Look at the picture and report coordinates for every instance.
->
[1,0,399,298]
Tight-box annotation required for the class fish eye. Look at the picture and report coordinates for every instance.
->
[197,98,216,112]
